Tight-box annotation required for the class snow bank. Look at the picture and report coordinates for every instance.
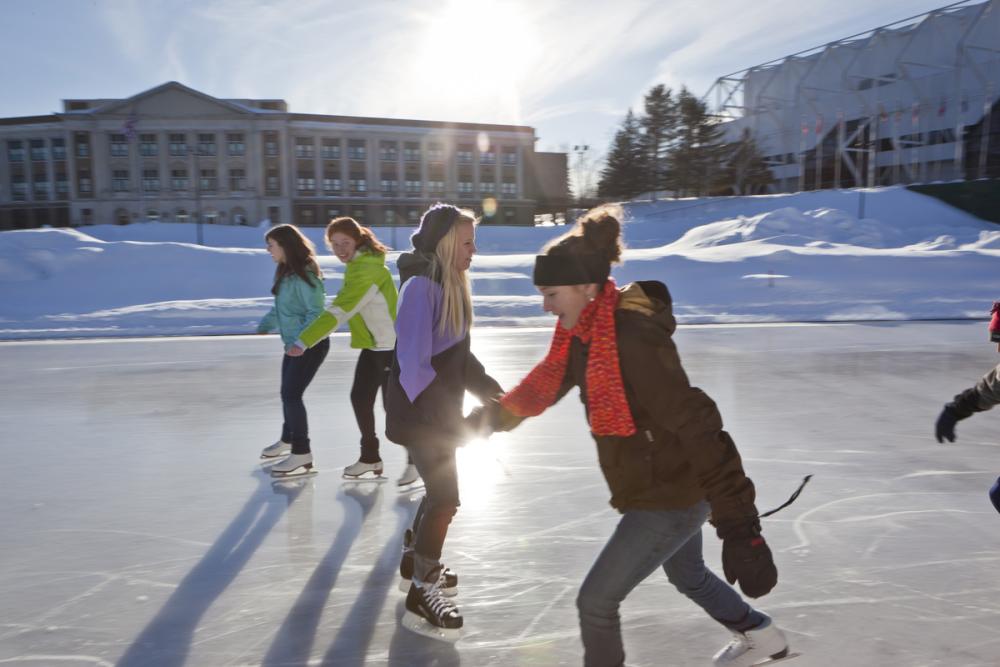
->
[1,187,997,339]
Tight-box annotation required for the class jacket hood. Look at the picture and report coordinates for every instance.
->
[617,280,676,336]
[396,250,439,284]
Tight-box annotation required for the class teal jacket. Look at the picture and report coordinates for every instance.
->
[257,272,326,350]
[297,249,398,350]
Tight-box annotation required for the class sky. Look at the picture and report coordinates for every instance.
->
[0,0,961,168]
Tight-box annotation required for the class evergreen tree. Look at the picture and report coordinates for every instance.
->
[725,128,773,195]
[597,109,645,199]
[669,87,728,196]
[639,85,677,194]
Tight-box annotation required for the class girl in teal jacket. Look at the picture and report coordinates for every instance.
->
[257,224,329,478]
[287,217,418,486]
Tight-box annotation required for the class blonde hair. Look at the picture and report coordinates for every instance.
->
[429,213,476,337]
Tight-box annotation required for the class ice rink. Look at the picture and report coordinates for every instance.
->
[1,322,999,667]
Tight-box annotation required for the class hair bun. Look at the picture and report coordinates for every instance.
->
[577,207,623,264]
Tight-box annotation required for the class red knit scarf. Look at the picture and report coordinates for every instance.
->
[501,279,636,436]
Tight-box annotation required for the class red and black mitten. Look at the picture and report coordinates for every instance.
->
[716,519,778,599]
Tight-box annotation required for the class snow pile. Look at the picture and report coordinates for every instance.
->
[1,186,997,339]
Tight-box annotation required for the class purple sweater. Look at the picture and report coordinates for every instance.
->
[395,275,466,402]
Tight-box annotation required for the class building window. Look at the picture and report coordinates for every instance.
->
[81,208,93,224]
[501,181,517,196]
[480,181,496,194]
[295,137,314,158]
[55,173,69,195]
[11,176,27,201]
[112,169,130,192]
[381,179,398,194]
[502,147,517,165]
[348,139,366,161]
[427,142,444,162]
[34,179,49,199]
[404,179,421,195]
[457,144,473,163]
[169,134,187,156]
[297,176,316,193]
[322,177,342,193]
[407,208,420,224]
[110,134,128,157]
[78,170,92,195]
[142,168,160,192]
[427,180,444,194]
[266,168,280,194]
[349,178,367,194]
[139,134,158,157]
[379,141,398,161]
[264,134,279,157]
[321,139,340,159]
[7,140,24,162]
[300,208,315,226]
[504,209,516,223]
[199,168,217,192]
[227,133,245,156]
[352,207,367,223]
[176,209,189,222]
[229,168,247,191]
[75,134,91,158]
[458,181,473,194]
[30,139,47,162]
[196,133,216,155]
[385,209,397,225]
[404,142,420,162]
[480,150,496,164]
[171,169,188,191]
[52,138,66,161]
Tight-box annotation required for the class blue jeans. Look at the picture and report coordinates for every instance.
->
[577,501,765,667]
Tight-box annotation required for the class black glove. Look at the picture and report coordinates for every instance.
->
[717,519,777,599]
[935,405,960,443]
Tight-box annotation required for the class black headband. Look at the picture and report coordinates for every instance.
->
[533,253,610,286]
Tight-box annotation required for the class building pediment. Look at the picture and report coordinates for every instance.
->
[92,82,257,119]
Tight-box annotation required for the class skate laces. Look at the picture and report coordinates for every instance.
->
[421,577,457,617]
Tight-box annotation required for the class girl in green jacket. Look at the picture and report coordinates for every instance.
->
[257,224,329,478]
[287,217,418,486]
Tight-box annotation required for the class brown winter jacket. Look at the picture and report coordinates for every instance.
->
[499,280,759,523]
[950,363,1000,416]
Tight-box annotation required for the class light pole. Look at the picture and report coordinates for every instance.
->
[187,144,204,245]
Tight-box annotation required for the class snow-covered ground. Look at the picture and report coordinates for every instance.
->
[1,186,997,339]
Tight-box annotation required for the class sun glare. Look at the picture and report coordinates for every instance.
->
[411,0,540,119]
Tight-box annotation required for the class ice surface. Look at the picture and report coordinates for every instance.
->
[1,322,999,666]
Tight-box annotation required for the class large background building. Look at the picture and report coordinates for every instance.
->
[707,0,1000,192]
[0,82,568,230]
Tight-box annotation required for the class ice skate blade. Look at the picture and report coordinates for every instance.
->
[270,466,317,479]
[397,480,425,493]
[401,610,462,643]
[748,650,801,666]
[341,472,388,482]
[397,577,457,597]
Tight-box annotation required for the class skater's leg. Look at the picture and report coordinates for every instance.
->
[990,476,1000,514]
[351,349,383,463]
[577,505,707,667]
[406,443,459,580]
[662,501,766,632]
[281,339,330,455]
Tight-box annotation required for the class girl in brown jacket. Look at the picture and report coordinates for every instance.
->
[474,207,790,667]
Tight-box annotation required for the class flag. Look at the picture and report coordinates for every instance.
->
[123,111,138,142]
[801,118,809,135]
[815,115,824,135]
[938,96,947,116]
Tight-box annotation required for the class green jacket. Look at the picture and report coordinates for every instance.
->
[296,250,398,350]
[257,272,326,350]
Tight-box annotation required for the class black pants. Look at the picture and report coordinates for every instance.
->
[280,338,329,454]
[351,349,393,463]
[407,442,460,568]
